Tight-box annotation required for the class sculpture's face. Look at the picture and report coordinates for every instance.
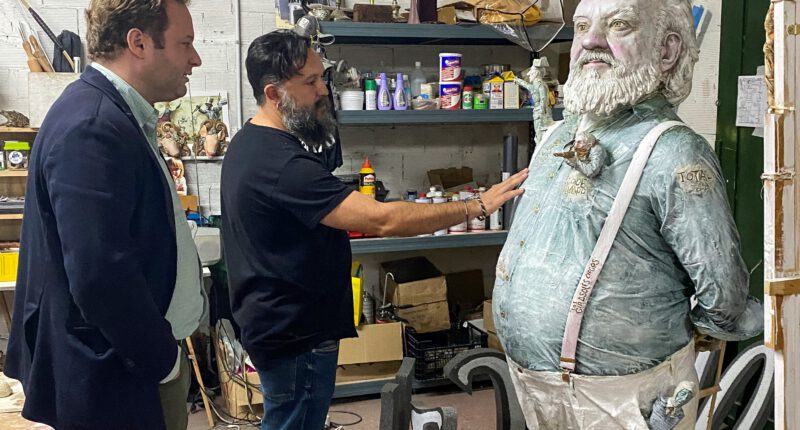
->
[570,0,661,78]
[563,0,664,116]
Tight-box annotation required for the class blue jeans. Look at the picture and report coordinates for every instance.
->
[256,340,339,430]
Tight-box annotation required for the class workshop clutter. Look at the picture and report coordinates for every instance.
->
[334,52,532,112]
[341,257,490,382]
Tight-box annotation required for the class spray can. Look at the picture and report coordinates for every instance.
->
[448,194,468,234]
[362,291,374,324]
[432,191,448,236]
[462,86,474,109]
[359,158,376,198]
[365,79,377,110]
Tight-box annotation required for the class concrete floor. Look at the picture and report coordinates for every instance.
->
[187,386,499,430]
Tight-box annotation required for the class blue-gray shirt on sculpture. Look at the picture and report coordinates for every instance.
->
[493,95,763,376]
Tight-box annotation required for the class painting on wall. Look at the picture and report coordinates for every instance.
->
[154,92,230,158]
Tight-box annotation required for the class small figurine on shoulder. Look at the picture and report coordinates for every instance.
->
[553,131,606,178]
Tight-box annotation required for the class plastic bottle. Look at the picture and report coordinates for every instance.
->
[377,73,392,111]
[462,86,474,109]
[358,158,376,198]
[393,73,408,110]
[403,74,412,108]
[365,79,377,110]
[411,61,426,98]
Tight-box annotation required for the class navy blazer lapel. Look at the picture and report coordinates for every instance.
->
[80,67,177,238]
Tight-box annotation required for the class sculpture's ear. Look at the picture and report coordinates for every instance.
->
[199,124,208,137]
[660,32,682,73]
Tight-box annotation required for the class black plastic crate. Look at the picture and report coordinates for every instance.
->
[404,322,487,382]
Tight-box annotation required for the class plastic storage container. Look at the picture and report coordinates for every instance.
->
[4,141,30,170]
[0,251,19,281]
[404,322,487,381]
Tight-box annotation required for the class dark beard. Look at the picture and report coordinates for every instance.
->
[278,91,337,151]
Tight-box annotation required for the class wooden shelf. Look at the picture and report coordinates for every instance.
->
[0,170,28,177]
[0,280,15,292]
[0,127,37,133]
[0,214,23,220]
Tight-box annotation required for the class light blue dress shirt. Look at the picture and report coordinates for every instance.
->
[92,63,205,341]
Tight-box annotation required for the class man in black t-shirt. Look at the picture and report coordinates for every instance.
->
[221,30,528,430]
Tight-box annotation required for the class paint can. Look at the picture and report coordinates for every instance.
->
[449,194,468,234]
[439,53,463,82]
[432,192,448,236]
[439,82,463,110]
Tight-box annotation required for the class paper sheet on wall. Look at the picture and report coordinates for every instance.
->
[736,76,768,128]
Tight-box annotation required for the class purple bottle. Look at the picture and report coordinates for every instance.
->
[377,73,392,111]
[393,73,408,110]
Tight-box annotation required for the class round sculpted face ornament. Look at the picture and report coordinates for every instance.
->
[562,0,698,117]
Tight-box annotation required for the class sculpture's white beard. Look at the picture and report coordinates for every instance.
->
[563,50,663,117]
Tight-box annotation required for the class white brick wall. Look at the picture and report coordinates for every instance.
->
[0,1,725,308]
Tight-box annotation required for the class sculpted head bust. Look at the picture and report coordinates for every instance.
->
[563,0,699,117]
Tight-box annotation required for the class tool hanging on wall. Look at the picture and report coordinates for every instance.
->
[17,23,43,72]
[18,0,76,72]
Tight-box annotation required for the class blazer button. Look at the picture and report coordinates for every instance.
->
[124,359,135,369]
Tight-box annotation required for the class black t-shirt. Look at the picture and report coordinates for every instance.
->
[221,121,356,367]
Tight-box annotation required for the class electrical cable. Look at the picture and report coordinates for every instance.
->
[328,410,363,427]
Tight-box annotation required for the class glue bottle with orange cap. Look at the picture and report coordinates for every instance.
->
[358,157,376,199]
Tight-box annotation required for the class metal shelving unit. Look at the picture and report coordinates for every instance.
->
[325,21,571,399]
[351,231,508,254]
[320,22,573,46]
[337,109,530,124]
[337,108,563,125]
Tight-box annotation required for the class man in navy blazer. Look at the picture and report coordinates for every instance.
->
[5,0,203,429]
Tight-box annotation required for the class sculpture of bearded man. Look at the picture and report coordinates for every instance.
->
[494,0,763,428]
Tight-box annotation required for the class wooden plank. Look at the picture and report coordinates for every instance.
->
[0,170,28,177]
[765,0,800,427]
[0,127,37,133]
[766,278,800,296]
[0,214,23,220]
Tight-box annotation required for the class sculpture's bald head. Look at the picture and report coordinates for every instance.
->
[563,0,699,116]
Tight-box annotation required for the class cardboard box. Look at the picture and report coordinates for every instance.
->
[337,322,404,383]
[380,257,451,333]
[179,195,199,212]
[427,166,473,191]
[487,75,505,109]
[353,4,394,22]
[397,301,451,333]
[488,331,504,352]
[446,270,484,322]
[214,335,263,420]
[502,71,520,109]
[483,299,504,352]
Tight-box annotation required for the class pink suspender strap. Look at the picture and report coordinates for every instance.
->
[559,121,685,382]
